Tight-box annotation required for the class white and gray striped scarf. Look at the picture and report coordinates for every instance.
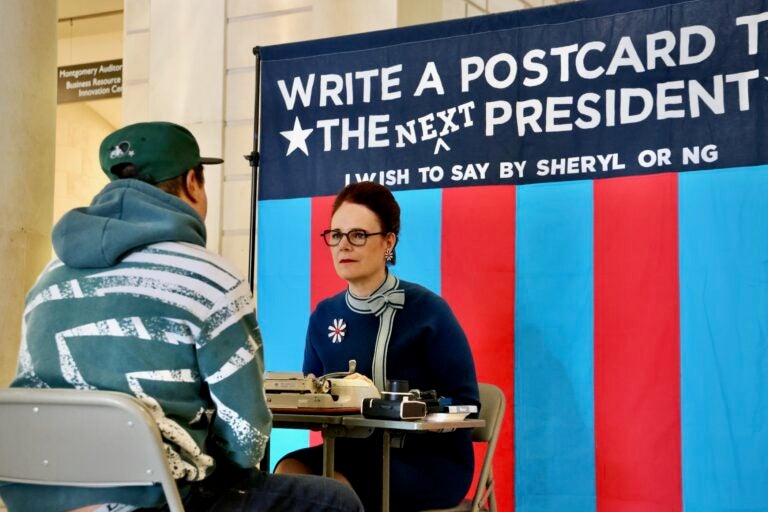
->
[345,272,405,391]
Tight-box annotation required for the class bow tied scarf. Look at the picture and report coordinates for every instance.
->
[345,272,405,391]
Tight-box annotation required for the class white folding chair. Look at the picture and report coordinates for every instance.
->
[0,388,184,511]
[423,383,507,512]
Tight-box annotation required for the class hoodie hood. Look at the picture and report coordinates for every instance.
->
[53,179,207,268]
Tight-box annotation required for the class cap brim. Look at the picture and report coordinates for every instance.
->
[200,157,224,165]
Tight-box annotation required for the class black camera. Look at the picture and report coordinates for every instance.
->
[361,380,427,420]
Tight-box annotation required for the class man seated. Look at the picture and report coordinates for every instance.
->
[0,122,363,512]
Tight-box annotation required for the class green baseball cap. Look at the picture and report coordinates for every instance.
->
[99,121,223,183]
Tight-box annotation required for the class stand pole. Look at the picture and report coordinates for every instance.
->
[246,46,270,472]
[246,46,262,295]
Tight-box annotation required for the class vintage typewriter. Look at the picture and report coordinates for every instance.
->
[264,360,380,413]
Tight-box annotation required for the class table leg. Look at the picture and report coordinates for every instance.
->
[382,430,390,512]
[322,434,335,477]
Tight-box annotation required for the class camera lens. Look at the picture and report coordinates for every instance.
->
[386,380,409,393]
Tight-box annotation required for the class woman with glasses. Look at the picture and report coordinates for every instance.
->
[275,181,480,512]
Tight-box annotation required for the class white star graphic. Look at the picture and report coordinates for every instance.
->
[280,117,313,156]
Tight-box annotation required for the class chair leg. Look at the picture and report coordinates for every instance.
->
[472,473,494,512]
[487,472,496,512]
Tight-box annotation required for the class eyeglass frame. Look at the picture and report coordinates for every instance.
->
[320,229,388,247]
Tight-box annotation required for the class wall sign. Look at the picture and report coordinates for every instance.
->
[57,59,122,104]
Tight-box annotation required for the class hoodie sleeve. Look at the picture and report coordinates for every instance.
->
[196,280,272,468]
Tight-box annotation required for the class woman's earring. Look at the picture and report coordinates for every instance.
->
[384,249,393,262]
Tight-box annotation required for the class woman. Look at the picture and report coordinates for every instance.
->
[275,182,480,512]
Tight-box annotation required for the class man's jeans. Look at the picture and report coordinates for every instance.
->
[158,467,363,512]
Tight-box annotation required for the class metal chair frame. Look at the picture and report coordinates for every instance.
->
[0,388,184,511]
[423,382,507,512]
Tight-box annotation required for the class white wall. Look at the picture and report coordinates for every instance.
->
[54,104,113,223]
[123,0,226,256]
[0,0,57,386]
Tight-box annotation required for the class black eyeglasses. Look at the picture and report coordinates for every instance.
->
[321,229,386,247]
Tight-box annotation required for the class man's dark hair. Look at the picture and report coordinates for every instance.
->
[110,164,204,197]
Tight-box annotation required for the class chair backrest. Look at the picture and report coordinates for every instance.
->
[0,388,184,512]
[470,383,506,511]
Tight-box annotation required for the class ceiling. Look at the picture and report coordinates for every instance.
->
[58,0,123,37]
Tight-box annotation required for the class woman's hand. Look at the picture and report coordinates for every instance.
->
[343,372,376,387]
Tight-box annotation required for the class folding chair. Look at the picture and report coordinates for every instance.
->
[0,388,184,511]
[423,382,506,512]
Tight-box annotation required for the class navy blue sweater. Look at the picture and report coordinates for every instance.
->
[301,277,480,510]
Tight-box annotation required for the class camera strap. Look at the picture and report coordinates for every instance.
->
[345,271,405,390]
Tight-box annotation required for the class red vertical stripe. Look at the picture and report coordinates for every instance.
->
[442,185,515,512]
[310,196,347,310]
[309,196,346,446]
[593,174,682,512]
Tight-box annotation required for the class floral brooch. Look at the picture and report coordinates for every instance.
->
[327,318,347,344]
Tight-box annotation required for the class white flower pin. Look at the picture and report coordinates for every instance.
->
[327,318,347,344]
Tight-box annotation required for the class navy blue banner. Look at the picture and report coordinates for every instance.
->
[258,0,768,200]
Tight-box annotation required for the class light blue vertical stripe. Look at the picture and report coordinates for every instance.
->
[679,166,768,512]
[515,181,596,512]
[256,198,311,469]
[392,189,442,295]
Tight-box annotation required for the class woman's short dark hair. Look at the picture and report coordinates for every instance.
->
[332,181,400,264]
